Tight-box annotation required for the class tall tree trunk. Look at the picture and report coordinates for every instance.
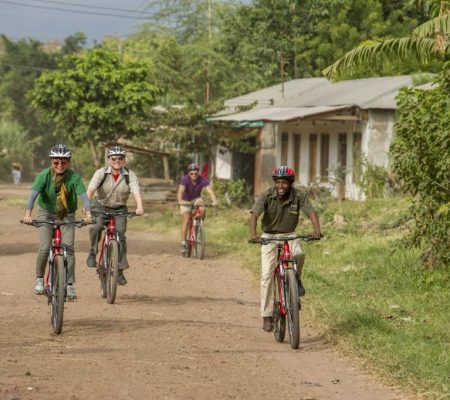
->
[88,138,102,169]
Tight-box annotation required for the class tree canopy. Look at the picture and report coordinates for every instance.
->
[31,47,161,167]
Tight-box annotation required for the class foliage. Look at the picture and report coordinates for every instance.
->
[213,178,252,207]
[324,0,447,80]
[219,0,430,86]
[353,156,388,199]
[0,33,88,167]
[391,65,450,268]
[0,118,38,180]
[30,47,162,167]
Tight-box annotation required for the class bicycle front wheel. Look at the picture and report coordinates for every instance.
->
[194,221,205,260]
[286,268,300,349]
[273,271,286,342]
[106,240,119,304]
[50,255,66,334]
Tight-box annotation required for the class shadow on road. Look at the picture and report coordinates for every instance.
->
[120,293,258,307]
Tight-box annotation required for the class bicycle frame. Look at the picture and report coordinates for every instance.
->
[275,240,298,317]
[98,215,120,269]
[45,224,68,301]
[188,207,202,246]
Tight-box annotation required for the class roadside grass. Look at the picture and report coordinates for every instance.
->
[133,197,449,400]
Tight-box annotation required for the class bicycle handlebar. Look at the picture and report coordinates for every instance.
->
[91,211,139,218]
[20,219,89,228]
[248,234,323,245]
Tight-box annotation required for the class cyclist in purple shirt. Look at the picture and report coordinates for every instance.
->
[177,163,218,255]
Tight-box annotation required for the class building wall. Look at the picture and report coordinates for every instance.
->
[225,109,395,199]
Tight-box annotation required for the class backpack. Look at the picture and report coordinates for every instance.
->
[97,167,130,189]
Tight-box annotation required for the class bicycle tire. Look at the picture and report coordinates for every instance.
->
[286,268,300,349]
[194,221,205,260]
[186,222,193,258]
[106,240,119,304]
[50,255,65,335]
[273,271,286,342]
[100,264,107,299]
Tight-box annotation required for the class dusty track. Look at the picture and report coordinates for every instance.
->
[0,186,407,400]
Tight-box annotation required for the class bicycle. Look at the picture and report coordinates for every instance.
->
[21,218,88,334]
[92,210,137,304]
[183,204,214,260]
[250,235,320,349]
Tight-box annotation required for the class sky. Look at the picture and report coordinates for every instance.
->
[0,0,153,43]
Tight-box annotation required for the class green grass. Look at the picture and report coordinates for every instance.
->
[134,198,450,399]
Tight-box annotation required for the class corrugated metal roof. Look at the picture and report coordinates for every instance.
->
[278,76,413,108]
[214,75,419,122]
[210,105,348,122]
[224,78,328,110]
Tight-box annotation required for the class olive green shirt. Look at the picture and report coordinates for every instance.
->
[31,167,86,213]
[251,187,315,233]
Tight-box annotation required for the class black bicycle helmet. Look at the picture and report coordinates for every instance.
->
[272,166,295,182]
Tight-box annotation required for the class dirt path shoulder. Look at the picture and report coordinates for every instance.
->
[0,200,408,400]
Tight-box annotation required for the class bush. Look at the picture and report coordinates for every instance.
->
[392,65,450,269]
[213,178,252,207]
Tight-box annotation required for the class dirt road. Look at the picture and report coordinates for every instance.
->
[0,188,407,400]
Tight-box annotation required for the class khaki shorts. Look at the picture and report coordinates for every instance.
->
[180,198,204,215]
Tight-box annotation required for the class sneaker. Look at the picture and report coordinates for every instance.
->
[298,279,306,297]
[118,270,127,286]
[262,316,273,332]
[33,277,44,295]
[86,251,97,268]
[66,285,77,300]
[180,240,188,257]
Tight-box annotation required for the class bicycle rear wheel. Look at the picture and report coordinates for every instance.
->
[194,221,205,260]
[286,268,300,349]
[106,240,119,304]
[273,271,286,342]
[50,255,66,334]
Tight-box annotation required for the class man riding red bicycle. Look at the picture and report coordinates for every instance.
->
[249,166,321,332]
[86,146,144,285]
[177,163,218,256]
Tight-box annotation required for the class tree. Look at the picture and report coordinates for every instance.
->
[0,119,38,180]
[323,0,448,79]
[391,66,450,268]
[31,47,161,168]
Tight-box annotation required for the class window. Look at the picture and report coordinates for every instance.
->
[281,132,289,165]
[352,132,362,183]
[320,134,329,182]
[294,134,301,178]
[309,134,317,182]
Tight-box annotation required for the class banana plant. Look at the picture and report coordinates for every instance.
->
[323,0,450,80]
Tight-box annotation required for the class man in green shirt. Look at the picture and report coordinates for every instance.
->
[250,166,321,332]
[23,144,92,299]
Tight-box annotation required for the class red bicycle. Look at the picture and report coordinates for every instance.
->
[21,218,87,334]
[250,235,320,349]
[92,211,137,304]
[184,205,214,260]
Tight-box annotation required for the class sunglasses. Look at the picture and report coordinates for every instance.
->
[189,172,198,176]
[110,156,124,161]
[52,158,69,165]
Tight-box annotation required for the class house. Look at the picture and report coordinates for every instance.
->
[210,75,417,199]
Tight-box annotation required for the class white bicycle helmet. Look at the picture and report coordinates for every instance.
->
[49,144,72,159]
[107,146,126,157]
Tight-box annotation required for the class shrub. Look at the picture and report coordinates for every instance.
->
[213,178,252,207]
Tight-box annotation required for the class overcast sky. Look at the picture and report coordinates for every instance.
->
[0,0,153,43]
